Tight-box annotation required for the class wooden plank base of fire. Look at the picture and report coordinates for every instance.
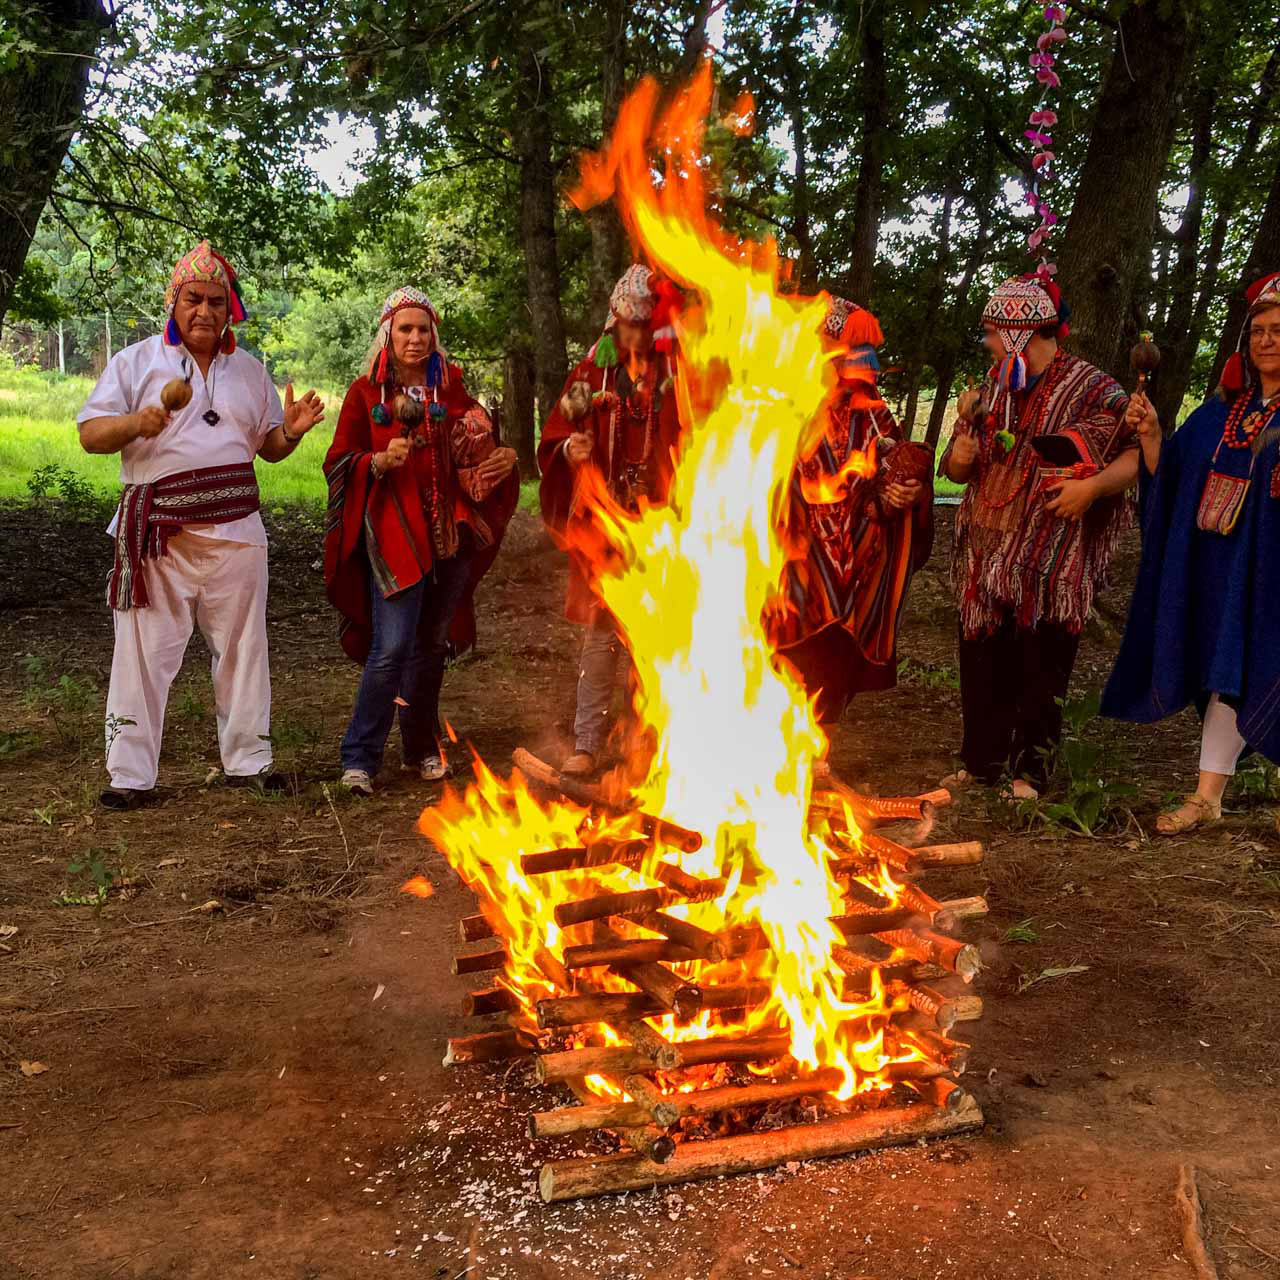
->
[443,749,987,1202]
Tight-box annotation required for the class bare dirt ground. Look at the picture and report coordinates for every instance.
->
[1,501,1278,1280]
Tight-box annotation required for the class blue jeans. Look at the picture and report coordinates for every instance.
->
[573,611,631,756]
[340,550,473,776]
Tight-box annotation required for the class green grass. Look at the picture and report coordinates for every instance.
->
[0,358,338,508]
[0,356,965,509]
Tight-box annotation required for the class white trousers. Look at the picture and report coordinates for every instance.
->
[105,533,272,789]
[1199,694,1247,776]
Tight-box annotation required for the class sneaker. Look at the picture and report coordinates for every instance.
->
[414,755,451,783]
[340,768,374,796]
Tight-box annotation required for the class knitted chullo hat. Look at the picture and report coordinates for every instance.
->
[164,241,247,354]
[1219,271,1280,398]
[981,273,1070,391]
[824,296,885,409]
[368,286,450,406]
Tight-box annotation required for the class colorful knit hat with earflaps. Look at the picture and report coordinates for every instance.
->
[164,241,247,354]
[1219,270,1280,398]
[824,296,885,409]
[368,286,449,399]
[981,273,1069,391]
[591,264,660,370]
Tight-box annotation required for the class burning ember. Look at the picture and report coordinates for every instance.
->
[415,65,987,1200]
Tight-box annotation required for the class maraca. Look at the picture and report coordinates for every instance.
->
[1130,332,1161,391]
[392,392,425,431]
[161,378,193,412]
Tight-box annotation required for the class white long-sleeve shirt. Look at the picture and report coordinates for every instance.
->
[77,335,284,546]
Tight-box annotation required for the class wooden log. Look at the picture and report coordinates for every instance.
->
[531,1069,847,1140]
[513,747,605,808]
[621,1073,680,1129]
[933,895,989,934]
[863,789,953,819]
[509,749,703,853]
[521,840,647,876]
[452,947,506,976]
[535,983,770,1030]
[462,987,516,1017]
[656,1030,791,1072]
[459,913,498,943]
[840,960,921,1000]
[556,887,672,928]
[874,928,982,982]
[617,1019,671,1063]
[564,1077,675,1166]
[913,841,984,869]
[638,910,717,957]
[903,983,984,1032]
[652,863,725,900]
[536,1044,655,1084]
[922,1076,973,1114]
[538,1095,983,1201]
[564,937,701,969]
[831,905,920,938]
[882,1060,953,1083]
[611,960,703,1023]
[443,1029,533,1066]
[638,815,703,854]
[712,923,770,960]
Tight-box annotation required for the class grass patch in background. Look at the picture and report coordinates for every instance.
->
[0,355,964,509]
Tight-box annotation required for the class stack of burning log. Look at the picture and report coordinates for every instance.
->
[441,750,986,1203]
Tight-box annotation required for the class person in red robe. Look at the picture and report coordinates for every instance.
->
[323,287,518,793]
[537,265,683,776]
[772,298,934,723]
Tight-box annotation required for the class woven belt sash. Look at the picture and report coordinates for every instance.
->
[109,462,260,610]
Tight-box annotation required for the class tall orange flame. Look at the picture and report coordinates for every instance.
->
[419,62,928,1100]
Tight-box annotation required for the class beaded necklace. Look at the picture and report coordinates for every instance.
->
[1222,389,1280,450]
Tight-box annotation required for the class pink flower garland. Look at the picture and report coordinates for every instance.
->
[1024,5,1067,272]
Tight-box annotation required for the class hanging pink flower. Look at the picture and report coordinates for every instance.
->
[1036,70,1062,87]
[1029,109,1058,126]
[1031,151,1055,170]
[1038,27,1067,46]
[1024,130,1053,145]
[1043,5,1065,20]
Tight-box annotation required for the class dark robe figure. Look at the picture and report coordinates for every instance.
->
[772,299,933,723]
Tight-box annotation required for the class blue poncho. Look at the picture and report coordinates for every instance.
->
[1102,390,1280,764]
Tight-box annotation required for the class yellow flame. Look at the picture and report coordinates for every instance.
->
[417,63,936,1101]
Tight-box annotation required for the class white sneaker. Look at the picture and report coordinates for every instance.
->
[340,768,373,796]
[416,755,451,782]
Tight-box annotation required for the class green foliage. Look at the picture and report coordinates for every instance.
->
[1003,918,1039,945]
[57,848,121,910]
[26,462,110,522]
[897,657,960,691]
[1017,692,1137,837]
[1234,760,1280,805]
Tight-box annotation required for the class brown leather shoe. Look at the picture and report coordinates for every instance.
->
[560,752,597,778]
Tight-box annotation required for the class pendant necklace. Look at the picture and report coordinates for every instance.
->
[202,348,221,426]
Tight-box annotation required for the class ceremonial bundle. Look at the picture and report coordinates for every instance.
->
[418,68,988,1202]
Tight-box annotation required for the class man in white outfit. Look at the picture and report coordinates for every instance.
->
[77,241,325,809]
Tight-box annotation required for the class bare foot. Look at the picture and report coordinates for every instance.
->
[1002,779,1039,802]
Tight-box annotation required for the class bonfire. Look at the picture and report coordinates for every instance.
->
[416,65,988,1202]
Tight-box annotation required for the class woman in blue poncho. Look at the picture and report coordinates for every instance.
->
[1103,271,1280,834]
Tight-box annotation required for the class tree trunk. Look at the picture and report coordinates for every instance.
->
[1208,151,1280,392]
[503,342,538,477]
[1152,73,1218,423]
[924,354,957,451]
[587,0,629,329]
[1055,0,1196,380]
[846,0,887,305]
[512,40,569,425]
[0,0,108,332]
[1175,23,1280,409]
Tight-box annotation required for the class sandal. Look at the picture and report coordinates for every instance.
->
[1156,793,1222,836]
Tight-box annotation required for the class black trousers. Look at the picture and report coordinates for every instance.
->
[957,618,1081,788]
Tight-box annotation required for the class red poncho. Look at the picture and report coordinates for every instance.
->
[537,354,683,623]
[323,369,518,662]
[773,391,934,715]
